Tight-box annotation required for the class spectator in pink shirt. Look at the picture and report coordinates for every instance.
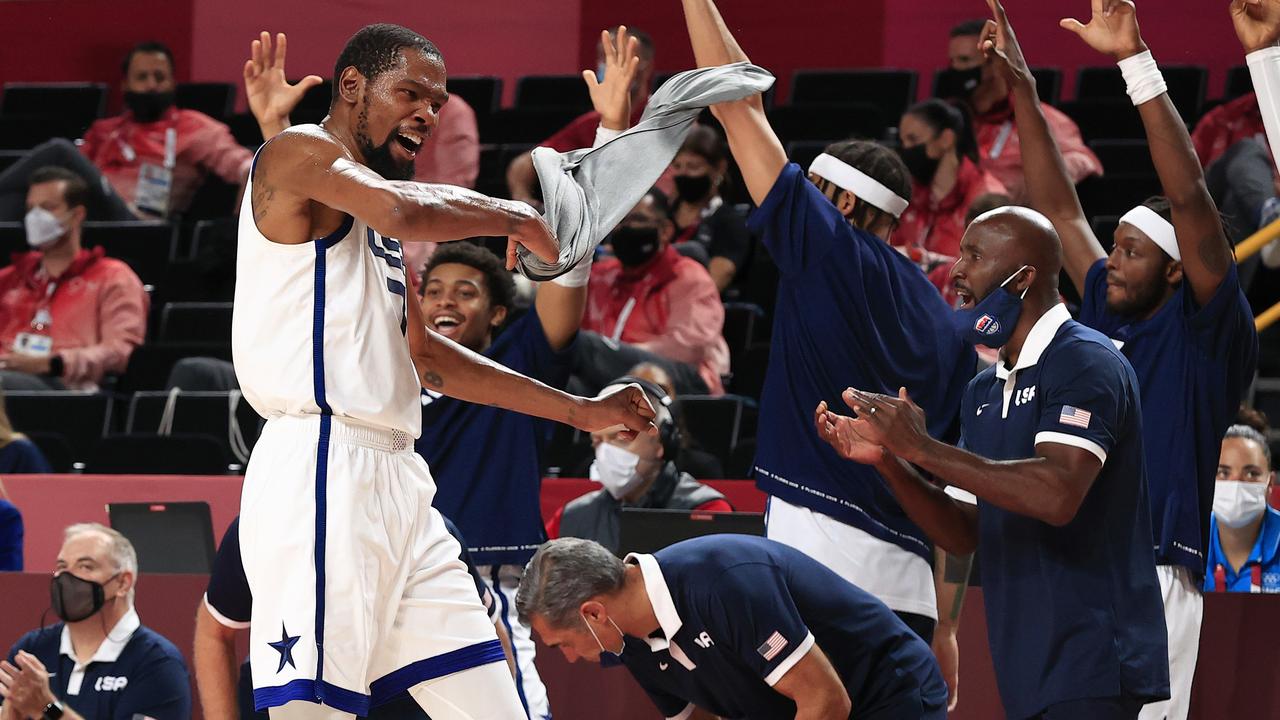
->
[0,167,148,391]
[0,41,266,221]
[575,189,729,396]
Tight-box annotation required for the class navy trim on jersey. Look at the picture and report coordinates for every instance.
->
[491,566,531,717]
[312,240,333,702]
[253,678,371,715]
[368,639,506,707]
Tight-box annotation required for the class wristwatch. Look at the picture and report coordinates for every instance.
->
[42,699,64,720]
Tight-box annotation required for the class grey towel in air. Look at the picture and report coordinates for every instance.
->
[515,61,775,281]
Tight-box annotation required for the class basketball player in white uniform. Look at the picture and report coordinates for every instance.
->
[232,23,656,720]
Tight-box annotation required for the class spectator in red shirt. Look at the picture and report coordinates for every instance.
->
[506,27,657,205]
[895,99,1007,284]
[1191,93,1265,168]
[0,41,264,222]
[936,19,1101,201]
[0,167,148,391]
[546,375,732,553]
[575,189,730,396]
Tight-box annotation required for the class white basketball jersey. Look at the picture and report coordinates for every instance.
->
[232,153,422,436]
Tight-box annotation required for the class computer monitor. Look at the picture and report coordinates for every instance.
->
[618,508,765,556]
[107,501,216,574]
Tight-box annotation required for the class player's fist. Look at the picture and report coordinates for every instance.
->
[574,384,658,441]
[504,204,559,271]
[1232,0,1280,54]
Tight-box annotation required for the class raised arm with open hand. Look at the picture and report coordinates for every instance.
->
[679,0,787,206]
[584,26,641,132]
[984,0,1103,293]
[1062,0,1233,305]
[245,32,324,141]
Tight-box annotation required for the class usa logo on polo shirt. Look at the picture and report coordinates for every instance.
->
[975,314,999,335]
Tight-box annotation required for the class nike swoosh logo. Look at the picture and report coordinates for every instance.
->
[976,403,991,416]
[659,662,669,670]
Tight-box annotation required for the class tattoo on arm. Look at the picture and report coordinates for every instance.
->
[1198,231,1232,275]
[251,164,275,223]
[421,370,444,389]
[943,552,974,622]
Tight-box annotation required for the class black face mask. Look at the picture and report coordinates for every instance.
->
[897,143,941,185]
[673,174,714,203]
[123,91,175,123]
[934,66,983,100]
[50,571,116,623]
[611,226,661,268]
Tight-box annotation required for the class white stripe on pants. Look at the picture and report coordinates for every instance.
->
[483,564,552,720]
[1138,565,1203,720]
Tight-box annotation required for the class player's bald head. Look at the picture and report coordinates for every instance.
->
[966,206,1063,288]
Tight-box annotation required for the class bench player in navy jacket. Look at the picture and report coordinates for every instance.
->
[1024,3,1258,718]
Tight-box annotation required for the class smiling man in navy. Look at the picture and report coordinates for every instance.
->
[516,535,946,720]
[817,200,1170,719]
[0,523,190,720]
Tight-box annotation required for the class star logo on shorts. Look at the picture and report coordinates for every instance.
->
[269,623,301,673]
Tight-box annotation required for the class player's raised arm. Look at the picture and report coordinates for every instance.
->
[1062,0,1232,306]
[984,0,1104,293]
[535,26,642,350]
[679,0,786,206]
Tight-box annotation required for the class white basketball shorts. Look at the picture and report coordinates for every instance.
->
[240,414,505,716]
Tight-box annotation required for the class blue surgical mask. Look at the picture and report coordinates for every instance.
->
[582,612,626,666]
[952,265,1029,348]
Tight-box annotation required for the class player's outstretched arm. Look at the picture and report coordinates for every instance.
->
[253,129,558,266]
[679,0,786,206]
[404,275,656,437]
[815,400,979,554]
[985,0,1104,294]
[1063,0,1232,306]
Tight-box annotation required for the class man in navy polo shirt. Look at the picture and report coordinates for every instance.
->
[1004,3,1259,717]
[1,523,190,720]
[517,535,947,720]
[817,203,1170,719]
[674,2,977,700]
[194,516,514,719]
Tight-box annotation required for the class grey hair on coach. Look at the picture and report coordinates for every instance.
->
[64,522,139,603]
[516,538,626,628]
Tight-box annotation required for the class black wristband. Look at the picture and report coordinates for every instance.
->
[46,355,64,378]
[42,699,64,720]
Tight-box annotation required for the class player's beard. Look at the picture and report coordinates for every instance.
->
[355,100,415,181]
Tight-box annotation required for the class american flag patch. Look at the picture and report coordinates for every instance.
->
[757,631,788,661]
[1059,406,1092,429]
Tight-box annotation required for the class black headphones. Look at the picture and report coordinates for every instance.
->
[609,375,682,461]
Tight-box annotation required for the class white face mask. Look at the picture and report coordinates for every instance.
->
[1213,481,1269,529]
[24,207,68,249]
[590,442,644,500]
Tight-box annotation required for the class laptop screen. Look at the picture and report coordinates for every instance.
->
[108,501,216,574]
[618,508,765,556]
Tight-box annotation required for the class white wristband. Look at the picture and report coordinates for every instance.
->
[1247,46,1280,176]
[549,248,593,287]
[1118,50,1167,107]
[592,125,623,149]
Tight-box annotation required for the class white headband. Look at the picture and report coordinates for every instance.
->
[1119,205,1180,261]
[808,153,910,219]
